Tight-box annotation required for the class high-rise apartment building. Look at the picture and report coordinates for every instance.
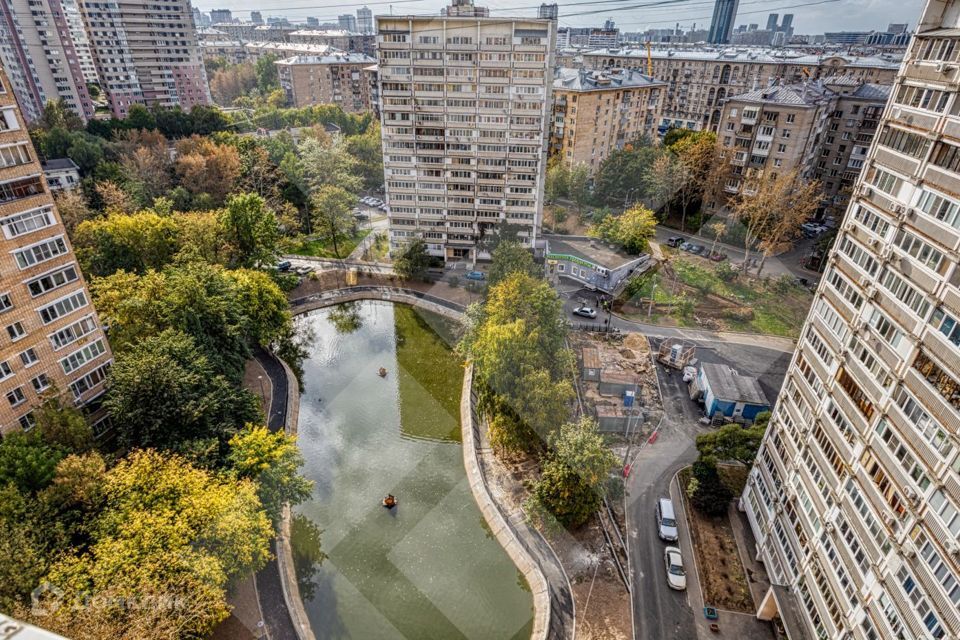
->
[251,11,264,25]
[210,9,233,24]
[708,0,739,44]
[739,0,960,638]
[357,6,373,34]
[0,0,94,123]
[377,0,556,262]
[0,68,112,435]
[339,14,358,32]
[276,53,377,111]
[78,0,212,118]
[61,0,99,84]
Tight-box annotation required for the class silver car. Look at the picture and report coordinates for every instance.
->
[664,547,687,591]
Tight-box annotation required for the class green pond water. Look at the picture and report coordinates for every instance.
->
[292,300,534,640]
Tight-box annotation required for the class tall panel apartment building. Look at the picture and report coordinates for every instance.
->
[377,0,556,262]
[0,0,94,123]
[739,0,960,637]
[0,69,111,434]
[79,0,211,118]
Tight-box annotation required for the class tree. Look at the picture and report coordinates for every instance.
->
[671,130,718,232]
[120,138,172,205]
[488,239,538,287]
[545,160,569,202]
[643,152,684,218]
[220,193,280,268]
[94,180,136,214]
[568,164,591,214]
[695,422,767,466]
[104,329,261,456]
[589,205,657,255]
[530,418,618,528]
[310,185,357,258]
[393,237,432,280]
[255,54,281,93]
[210,62,258,106]
[30,450,272,640]
[706,221,727,258]
[66,135,104,174]
[0,433,64,494]
[344,122,384,190]
[174,136,241,207]
[592,142,658,206]
[228,425,313,526]
[297,136,363,195]
[33,396,94,453]
[53,189,95,233]
[687,459,732,516]
[73,211,180,276]
[729,169,822,276]
[36,99,86,132]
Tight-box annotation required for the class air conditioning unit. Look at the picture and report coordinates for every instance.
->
[893,204,905,214]
[948,541,960,556]
[904,547,917,559]
[866,237,878,247]
[880,246,894,262]
[858,275,872,288]
[865,284,878,299]
[905,488,918,502]
[882,512,896,526]
[861,185,873,197]
[852,319,866,333]
[824,521,836,533]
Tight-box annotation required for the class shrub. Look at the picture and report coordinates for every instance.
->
[449,275,460,288]
[689,459,732,517]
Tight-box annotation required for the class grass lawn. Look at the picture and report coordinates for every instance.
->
[285,230,371,259]
[619,252,812,337]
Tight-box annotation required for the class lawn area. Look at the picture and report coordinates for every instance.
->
[617,252,813,338]
[285,230,371,258]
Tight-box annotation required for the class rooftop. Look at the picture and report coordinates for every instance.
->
[276,53,376,66]
[554,67,665,92]
[544,235,643,269]
[245,42,341,55]
[726,83,834,106]
[289,29,359,37]
[700,363,768,406]
[583,47,903,68]
[41,158,79,171]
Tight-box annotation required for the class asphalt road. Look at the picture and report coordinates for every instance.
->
[626,336,790,640]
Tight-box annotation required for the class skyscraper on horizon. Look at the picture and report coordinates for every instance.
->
[377,0,555,263]
[339,13,358,32]
[357,6,373,34]
[708,0,739,44]
[766,13,778,31]
[739,0,960,637]
[252,11,264,24]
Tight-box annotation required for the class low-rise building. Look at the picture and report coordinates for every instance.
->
[41,159,81,193]
[244,42,342,61]
[543,235,652,294]
[276,54,377,111]
[695,363,769,423]
[288,30,376,55]
[550,67,665,172]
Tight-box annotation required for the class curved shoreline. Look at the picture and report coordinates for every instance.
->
[276,288,571,640]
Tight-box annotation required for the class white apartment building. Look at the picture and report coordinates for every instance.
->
[740,0,960,638]
[377,0,556,262]
[0,0,95,122]
[61,0,99,84]
[78,0,211,118]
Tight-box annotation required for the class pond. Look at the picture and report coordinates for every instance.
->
[292,300,534,640]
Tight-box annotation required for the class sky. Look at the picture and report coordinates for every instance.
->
[195,0,924,34]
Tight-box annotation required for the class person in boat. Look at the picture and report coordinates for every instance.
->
[382,494,397,508]
[378,367,387,377]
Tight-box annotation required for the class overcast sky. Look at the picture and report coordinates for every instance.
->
[196,0,925,35]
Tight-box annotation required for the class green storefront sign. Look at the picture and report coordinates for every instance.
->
[546,253,595,269]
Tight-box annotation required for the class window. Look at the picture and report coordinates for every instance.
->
[48,314,98,351]
[825,268,864,309]
[0,293,11,313]
[870,167,903,196]
[0,360,11,380]
[27,264,80,297]
[895,83,950,113]
[913,350,960,410]
[853,205,891,237]
[893,229,945,273]
[917,188,960,229]
[894,385,952,460]
[0,143,31,169]
[18,412,34,431]
[6,321,25,342]
[69,362,110,400]
[932,140,960,173]
[37,291,87,325]
[13,236,68,270]
[6,387,25,407]
[838,236,879,277]
[879,125,931,159]
[880,268,932,319]
[30,373,49,393]
[836,368,874,420]
[18,348,37,367]
[0,206,55,239]
[874,419,930,491]
[869,308,902,347]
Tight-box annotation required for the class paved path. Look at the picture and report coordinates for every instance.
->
[252,347,300,640]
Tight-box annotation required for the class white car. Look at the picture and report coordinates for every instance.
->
[573,306,598,319]
[682,366,697,383]
[664,547,687,591]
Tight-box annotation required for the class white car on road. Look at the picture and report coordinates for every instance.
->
[664,546,687,591]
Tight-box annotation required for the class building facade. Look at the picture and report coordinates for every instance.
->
[357,7,374,34]
[338,14,358,32]
[0,0,95,123]
[276,54,377,111]
[377,0,556,262]
[79,0,211,117]
[550,67,665,172]
[714,78,890,211]
[0,69,112,435]
[739,1,960,638]
[583,47,902,131]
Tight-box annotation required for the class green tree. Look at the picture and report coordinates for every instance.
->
[73,211,180,276]
[545,159,569,202]
[31,450,272,639]
[589,204,657,254]
[488,240,539,287]
[105,329,260,456]
[33,395,94,453]
[220,193,280,268]
[687,459,732,517]
[255,54,281,93]
[310,184,357,258]
[568,164,591,214]
[531,418,618,528]
[36,99,85,131]
[0,432,64,494]
[670,130,718,232]
[643,151,684,217]
[344,121,384,189]
[297,135,363,195]
[393,237,432,280]
[124,104,157,131]
[695,422,767,466]
[228,425,314,526]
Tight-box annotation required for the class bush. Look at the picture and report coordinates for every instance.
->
[449,275,460,288]
[715,261,737,282]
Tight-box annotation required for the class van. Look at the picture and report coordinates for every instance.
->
[656,498,678,542]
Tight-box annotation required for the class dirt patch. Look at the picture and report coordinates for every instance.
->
[679,468,755,614]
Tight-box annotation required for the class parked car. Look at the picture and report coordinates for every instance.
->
[682,366,697,383]
[664,547,687,591]
[573,306,597,319]
[688,244,706,255]
[294,265,314,276]
[801,222,827,236]
[276,260,292,272]
[465,271,486,281]
[708,252,728,262]
[666,236,684,248]
[679,242,694,252]
[656,498,678,542]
